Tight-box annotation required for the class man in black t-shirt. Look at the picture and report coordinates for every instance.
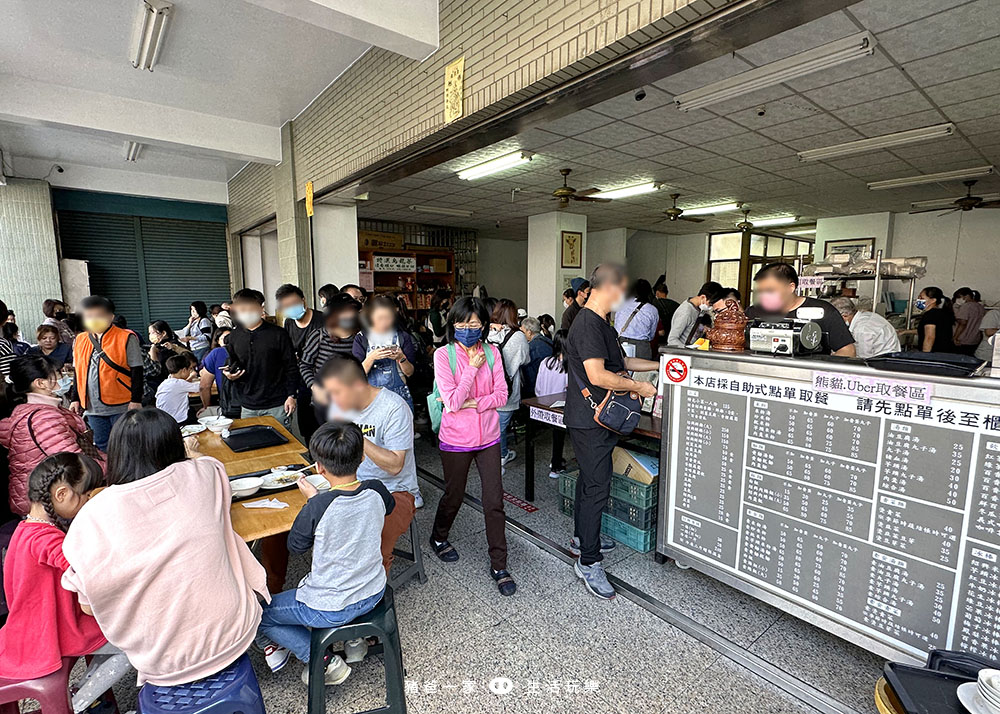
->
[744,263,856,356]
[277,283,326,442]
[564,264,659,599]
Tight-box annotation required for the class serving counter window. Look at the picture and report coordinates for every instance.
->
[658,349,1000,663]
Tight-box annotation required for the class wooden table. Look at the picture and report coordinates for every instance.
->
[874,677,904,714]
[521,392,662,501]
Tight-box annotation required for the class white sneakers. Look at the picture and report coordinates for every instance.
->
[344,637,369,663]
[501,449,517,467]
[301,654,351,686]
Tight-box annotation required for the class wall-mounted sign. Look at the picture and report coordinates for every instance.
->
[444,56,465,124]
[560,230,582,269]
[305,181,314,217]
[359,230,404,251]
[374,255,416,273]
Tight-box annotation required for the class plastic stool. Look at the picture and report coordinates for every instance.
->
[307,587,405,714]
[0,657,75,714]
[388,518,428,590]
[138,654,263,714]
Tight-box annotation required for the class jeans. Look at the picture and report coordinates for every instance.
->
[87,412,125,451]
[497,409,514,458]
[258,588,385,663]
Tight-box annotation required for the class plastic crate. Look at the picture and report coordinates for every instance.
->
[559,494,574,518]
[559,470,658,510]
[601,513,656,553]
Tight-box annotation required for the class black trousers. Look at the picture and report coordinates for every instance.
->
[550,429,566,472]
[568,426,619,565]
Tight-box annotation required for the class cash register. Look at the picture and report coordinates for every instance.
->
[746,306,825,356]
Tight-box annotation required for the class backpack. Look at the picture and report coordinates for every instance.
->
[488,328,518,395]
[427,343,495,433]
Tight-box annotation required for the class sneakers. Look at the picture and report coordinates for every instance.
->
[500,449,517,467]
[574,560,616,600]
[344,637,369,663]
[568,535,617,557]
[548,470,562,480]
[413,492,424,509]
[264,644,290,673]
[301,654,351,686]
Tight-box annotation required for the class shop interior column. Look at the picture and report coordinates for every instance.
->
[527,211,587,321]
[312,203,360,293]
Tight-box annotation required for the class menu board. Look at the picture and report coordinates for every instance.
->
[664,365,1000,660]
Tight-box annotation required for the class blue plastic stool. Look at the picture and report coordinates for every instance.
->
[138,653,264,714]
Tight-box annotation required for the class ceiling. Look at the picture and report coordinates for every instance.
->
[355,0,1000,239]
[0,0,436,202]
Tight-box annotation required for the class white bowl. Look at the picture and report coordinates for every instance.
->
[230,477,263,499]
[305,474,331,491]
[199,416,234,434]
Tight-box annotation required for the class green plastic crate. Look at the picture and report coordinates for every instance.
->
[559,470,658,510]
[601,513,656,553]
[558,491,656,530]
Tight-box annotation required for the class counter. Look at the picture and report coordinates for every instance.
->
[656,347,1000,663]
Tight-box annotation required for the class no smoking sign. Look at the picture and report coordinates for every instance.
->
[664,356,689,385]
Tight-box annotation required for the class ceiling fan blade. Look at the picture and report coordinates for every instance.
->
[908,207,949,214]
[680,215,705,223]
[576,188,601,197]
[978,200,1000,208]
[573,196,612,203]
[937,208,960,217]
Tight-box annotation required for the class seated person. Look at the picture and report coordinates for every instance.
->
[258,422,393,685]
[321,355,418,569]
[0,453,131,713]
[155,354,201,423]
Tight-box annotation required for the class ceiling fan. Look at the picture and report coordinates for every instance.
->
[550,168,612,209]
[736,207,754,230]
[909,180,1000,216]
[659,193,707,223]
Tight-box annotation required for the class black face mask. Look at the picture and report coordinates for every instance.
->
[54,311,67,319]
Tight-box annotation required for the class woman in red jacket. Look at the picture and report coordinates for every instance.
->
[0,355,105,515]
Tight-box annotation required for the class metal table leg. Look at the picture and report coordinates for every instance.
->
[524,415,536,502]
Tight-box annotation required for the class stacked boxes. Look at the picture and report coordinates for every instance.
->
[558,447,658,553]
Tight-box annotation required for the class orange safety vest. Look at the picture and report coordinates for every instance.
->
[73,325,134,408]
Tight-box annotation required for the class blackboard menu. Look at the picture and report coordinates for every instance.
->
[664,364,1000,660]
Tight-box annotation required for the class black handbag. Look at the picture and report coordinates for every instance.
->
[580,377,642,435]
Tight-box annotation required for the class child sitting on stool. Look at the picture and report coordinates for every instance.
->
[155,354,201,423]
[258,422,394,686]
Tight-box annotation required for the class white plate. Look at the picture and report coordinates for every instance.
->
[959,682,1000,714]
[181,424,206,436]
[261,471,307,489]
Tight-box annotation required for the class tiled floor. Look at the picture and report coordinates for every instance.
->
[93,428,884,714]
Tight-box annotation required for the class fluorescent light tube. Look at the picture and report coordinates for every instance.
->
[457,151,532,180]
[868,165,994,190]
[798,124,955,161]
[590,182,659,199]
[675,32,875,112]
[131,0,172,71]
[682,201,740,216]
[408,205,474,217]
[753,215,798,227]
[123,141,143,162]
[784,228,816,236]
[911,193,1000,209]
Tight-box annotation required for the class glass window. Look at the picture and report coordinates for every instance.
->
[750,234,767,256]
[709,260,740,287]
[797,240,813,256]
[766,237,785,257]
[710,233,742,260]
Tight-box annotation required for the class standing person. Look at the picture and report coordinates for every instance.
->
[0,355,103,516]
[614,279,660,359]
[28,325,73,369]
[535,329,569,479]
[519,316,552,400]
[538,314,556,339]
[651,276,680,337]
[352,296,417,411]
[487,299,530,469]
[341,284,366,304]
[830,297,900,359]
[975,307,1000,364]
[744,265,855,356]
[321,355,418,572]
[299,294,361,424]
[198,328,241,418]
[667,281,722,348]
[0,299,13,379]
[911,286,955,353]
[277,284,325,441]
[560,279,590,331]
[564,264,659,599]
[68,296,143,451]
[317,284,340,310]
[41,299,76,345]
[425,290,450,347]
[61,407,269,687]
[257,422,392,684]
[225,289,299,423]
[953,287,986,356]
[430,297,516,596]
[177,301,214,361]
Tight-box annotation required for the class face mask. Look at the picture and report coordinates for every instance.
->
[758,292,786,313]
[954,298,966,307]
[54,376,72,396]
[84,317,111,334]
[337,316,358,331]
[564,300,572,309]
[54,310,67,320]
[699,302,712,313]
[236,311,262,328]
[454,327,482,347]
[915,299,927,311]
[284,303,306,321]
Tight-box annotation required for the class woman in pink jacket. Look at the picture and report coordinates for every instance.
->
[430,297,516,596]
[0,355,105,515]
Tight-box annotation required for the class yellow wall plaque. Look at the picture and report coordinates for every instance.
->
[444,56,465,124]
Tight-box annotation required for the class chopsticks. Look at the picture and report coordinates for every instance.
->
[281,462,318,479]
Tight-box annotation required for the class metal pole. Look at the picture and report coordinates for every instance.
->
[873,248,883,313]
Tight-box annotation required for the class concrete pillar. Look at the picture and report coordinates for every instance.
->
[527,211,587,322]
[273,122,313,299]
[586,228,628,275]
[312,203,360,295]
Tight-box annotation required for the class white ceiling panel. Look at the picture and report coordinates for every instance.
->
[589,86,674,119]
[833,91,935,125]
[803,67,915,111]
[876,0,1000,64]
[784,50,893,92]
[901,36,1000,86]
[924,69,1000,106]
[665,117,746,144]
[616,134,688,157]
[538,109,615,137]
[737,12,860,65]
[573,122,654,148]
[852,109,947,138]
[727,99,822,131]
[699,132,774,156]
[624,106,710,134]
[757,113,846,142]
[941,93,1000,123]
[847,0,973,33]
[652,54,752,95]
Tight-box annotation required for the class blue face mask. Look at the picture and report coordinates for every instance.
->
[284,303,306,321]
[54,376,72,396]
[915,299,927,311]
[454,327,482,347]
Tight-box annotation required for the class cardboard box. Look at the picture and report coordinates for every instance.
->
[613,447,658,485]
[430,258,448,273]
